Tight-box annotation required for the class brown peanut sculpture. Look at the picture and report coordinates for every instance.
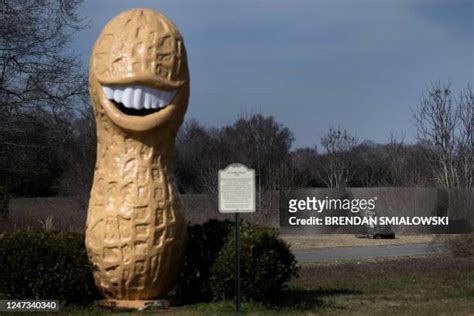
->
[86,8,189,306]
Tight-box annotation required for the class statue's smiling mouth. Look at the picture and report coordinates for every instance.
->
[102,85,177,116]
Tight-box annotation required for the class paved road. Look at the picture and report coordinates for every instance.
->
[294,243,441,263]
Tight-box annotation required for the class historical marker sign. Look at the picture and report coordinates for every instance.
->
[218,163,256,213]
[218,163,256,312]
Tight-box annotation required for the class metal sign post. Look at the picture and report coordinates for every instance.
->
[218,163,256,313]
[235,212,241,313]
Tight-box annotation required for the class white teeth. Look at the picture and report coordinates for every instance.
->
[133,88,142,109]
[143,91,151,109]
[103,86,114,99]
[102,85,177,111]
[113,88,123,103]
[122,87,133,108]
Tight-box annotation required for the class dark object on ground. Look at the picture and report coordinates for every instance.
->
[357,224,396,239]
[373,232,396,239]
[359,209,396,240]
[0,230,101,304]
[210,223,299,301]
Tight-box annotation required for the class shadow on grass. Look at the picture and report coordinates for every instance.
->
[58,287,363,313]
[264,287,362,310]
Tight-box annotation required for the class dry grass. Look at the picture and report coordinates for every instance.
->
[281,234,437,250]
[2,197,85,232]
[4,195,278,232]
[431,233,474,257]
[61,255,474,315]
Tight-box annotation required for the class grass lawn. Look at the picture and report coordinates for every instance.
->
[61,254,473,315]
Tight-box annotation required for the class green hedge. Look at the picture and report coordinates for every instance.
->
[176,219,233,303]
[0,221,298,305]
[210,223,299,301]
[0,230,100,304]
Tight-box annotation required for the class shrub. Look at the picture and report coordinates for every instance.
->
[176,219,233,303]
[0,186,8,218]
[210,223,299,302]
[0,230,100,304]
[0,221,297,305]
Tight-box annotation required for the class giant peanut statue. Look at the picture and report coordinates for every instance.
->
[86,8,189,306]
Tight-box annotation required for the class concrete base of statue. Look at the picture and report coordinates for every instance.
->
[96,299,173,311]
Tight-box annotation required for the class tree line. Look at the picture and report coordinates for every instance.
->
[174,84,472,194]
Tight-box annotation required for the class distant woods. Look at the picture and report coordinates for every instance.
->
[0,2,472,199]
[175,98,472,194]
[174,81,473,193]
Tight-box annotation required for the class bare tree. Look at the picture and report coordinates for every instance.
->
[318,127,358,188]
[381,133,429,187]
[413,82,473,189]
[383,133,406,185]
[414,82,458,189]
[0,0,88,195]
[458,85,473,188]
[0,0,87,116]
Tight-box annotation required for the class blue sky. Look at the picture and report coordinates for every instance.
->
[72,0,473,148]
